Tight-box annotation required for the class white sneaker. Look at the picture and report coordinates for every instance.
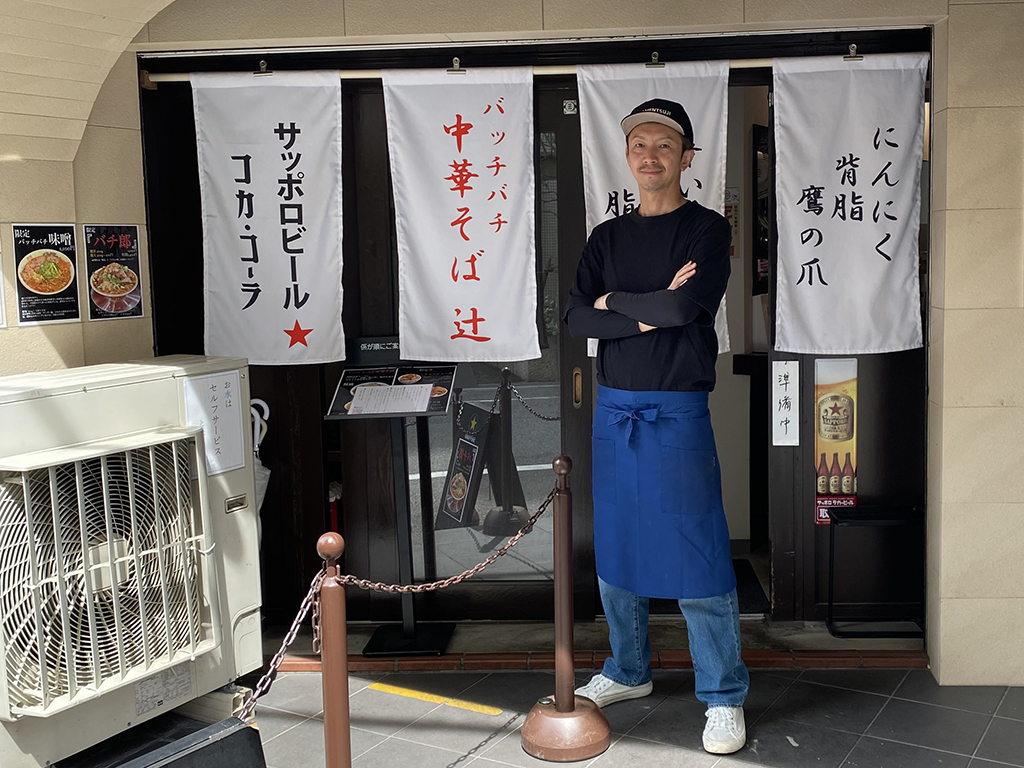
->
[702,706,746,754]
[574,674,653,708]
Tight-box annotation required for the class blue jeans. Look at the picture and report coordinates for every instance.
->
[599,576,749,708]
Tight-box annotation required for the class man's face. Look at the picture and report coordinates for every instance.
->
[625,122,695,195]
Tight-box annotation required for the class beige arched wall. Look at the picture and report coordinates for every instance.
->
[3,0,1024,687]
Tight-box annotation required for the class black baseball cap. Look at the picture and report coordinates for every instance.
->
[620,98,699,150]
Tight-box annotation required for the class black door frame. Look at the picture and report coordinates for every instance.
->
[139,26,931,624]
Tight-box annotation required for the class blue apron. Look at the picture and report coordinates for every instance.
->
[592,385,736,600]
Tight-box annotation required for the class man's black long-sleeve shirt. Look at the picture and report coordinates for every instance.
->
[563,201,731,392]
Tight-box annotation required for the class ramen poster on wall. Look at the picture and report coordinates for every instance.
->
[84,225,144,320]
[12,223,81,325]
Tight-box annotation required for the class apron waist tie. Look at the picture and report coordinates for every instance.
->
[606,406,662,446]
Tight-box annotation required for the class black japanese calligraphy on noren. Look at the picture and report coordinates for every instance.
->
[231,154,252,184]
[875,232,892,261]
[797,185,825,215]
[871,161,899,188]
[835,153,860,186]
[872,200,898,223]
[274,122,301,151]
[801,228,823,247]
[873,127,899,150]
[797,258,829,286]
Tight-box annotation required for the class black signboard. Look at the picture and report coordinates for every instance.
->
[436,402,492,529]
[12,223,81,325]
[84,224,144,320]
[325,364,457,419]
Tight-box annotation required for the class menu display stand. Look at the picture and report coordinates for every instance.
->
[326,354,467,656]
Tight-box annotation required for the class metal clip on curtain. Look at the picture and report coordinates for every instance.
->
[844,44,864,62]
[447,57,467,74]
[254,59,273,76]
[646,51,665,68]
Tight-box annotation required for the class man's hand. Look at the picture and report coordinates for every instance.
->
[593,293,612,310]
[668,261,697,290]
[638,322,656,332]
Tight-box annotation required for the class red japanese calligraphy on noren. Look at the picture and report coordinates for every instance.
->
[451,250,483,282]
[451,307,490,341]
[487,184,508,201]
[487,156,506,176]
[445,159,478,197]
[483,98,505,115]
[489,213,508,233]
[443,114,474,153]
[451,208,473,241]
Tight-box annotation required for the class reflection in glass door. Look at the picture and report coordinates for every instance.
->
[405,131,563,583]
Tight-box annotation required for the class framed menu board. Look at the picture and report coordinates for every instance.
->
[325,364,456,420]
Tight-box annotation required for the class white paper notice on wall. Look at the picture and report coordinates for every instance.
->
[772,360,799,446]
[183,371,246,476]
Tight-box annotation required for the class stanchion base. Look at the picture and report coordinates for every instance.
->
[521,696,611,762]
[482,505,527,537]
[361,622,456,657]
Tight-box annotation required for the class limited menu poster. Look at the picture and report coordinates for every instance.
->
[814,358,858,525]
[84,225,144,320]
[436,402,493,530]
[11,224,80,325]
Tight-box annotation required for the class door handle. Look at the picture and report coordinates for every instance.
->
[572,367,583,409]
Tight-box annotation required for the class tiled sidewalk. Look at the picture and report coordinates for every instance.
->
[253,668,1024,768]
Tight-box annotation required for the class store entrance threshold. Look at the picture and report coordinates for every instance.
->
[265,618,926,674]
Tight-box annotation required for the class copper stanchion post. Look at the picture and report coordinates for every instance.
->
[521,457,611,761]
[318,533,352,768]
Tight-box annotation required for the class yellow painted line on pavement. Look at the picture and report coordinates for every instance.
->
[368,682,502,715]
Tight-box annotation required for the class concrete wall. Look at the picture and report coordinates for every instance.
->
[2,0,1023,684]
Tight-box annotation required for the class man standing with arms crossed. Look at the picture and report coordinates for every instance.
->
[564,98,748,755]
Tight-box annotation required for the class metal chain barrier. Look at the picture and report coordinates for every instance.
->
[334,487,556,594]
[237,485,557,720]
[455,382,501,426]
[239,568,326,721]
[509,382,560,422]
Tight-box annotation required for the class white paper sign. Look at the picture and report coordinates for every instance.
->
[774,54,928,354]
[383,67,540,362]
[193,71,345,365]
[183,371,246,475]
[577,61,731,355]
[772,361,799,446]
[348,384,432,415]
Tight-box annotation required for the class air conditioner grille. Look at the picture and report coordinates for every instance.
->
[0,437,213,716]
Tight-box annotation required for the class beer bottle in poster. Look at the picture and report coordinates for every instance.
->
[853,466,858,494]
[817,453,829,495]
[841,452,854,494]
[829,452,841,495]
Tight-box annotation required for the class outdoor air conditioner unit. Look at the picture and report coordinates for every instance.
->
[0,356,262,767]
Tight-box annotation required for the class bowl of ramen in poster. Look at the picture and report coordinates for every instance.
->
[450,472,468,501]
[18,250,74,295]
[89,262,139,298]
[431,386,448,398]
[397,373,422,384]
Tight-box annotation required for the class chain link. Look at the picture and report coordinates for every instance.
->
[509,383,560,422]
[238,568,326,721]
[236,484,559,719]
[455,383,501,428]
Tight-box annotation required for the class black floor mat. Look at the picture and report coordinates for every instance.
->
[647,559,770,616]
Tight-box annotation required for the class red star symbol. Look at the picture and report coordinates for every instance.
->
[829,403,843,415]
[284,320,313,347]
